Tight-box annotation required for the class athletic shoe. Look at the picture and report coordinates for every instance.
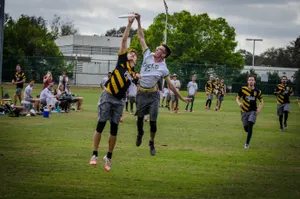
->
[149,140,156,156]
[283,125,288,130]
[185,109,188,112]
[280,128,283,132]
[190,110,194,112]
[244,144,249,149]
[89,155,98,166]
[136,135,143,147]
[214,107,218,111]
[103,155,112,172]
[120,117,124,122]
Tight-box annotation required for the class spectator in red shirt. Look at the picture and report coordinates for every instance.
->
[43,71,53,89]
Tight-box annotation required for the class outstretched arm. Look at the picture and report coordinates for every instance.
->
[165,76,190,103]
[135,13,148,52]
[120,14,135,54]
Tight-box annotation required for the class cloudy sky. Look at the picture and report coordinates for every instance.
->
[6,0,300,54]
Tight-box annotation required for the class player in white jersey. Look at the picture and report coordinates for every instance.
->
[185,75,198,112]
[128,79,137,114]
[169,74,181,113]
[134,13,191,156]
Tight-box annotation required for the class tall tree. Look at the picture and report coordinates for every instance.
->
[50,14,79,39]
[105,26,137,38]
[288,36,300,68]
[130,11,244,80]
[293,69,300,95]
[3,15,73,82]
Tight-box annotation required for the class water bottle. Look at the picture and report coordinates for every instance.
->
[56,106,61,113]
[43,107,49,118]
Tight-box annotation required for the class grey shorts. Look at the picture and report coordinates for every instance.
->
[277,103,290,116]
[217,95,224,102]
[98,90,124,125]
[129,96,136,103]
[207,93,213,100]
[135,90,160,121]
[171,94,178,102]
[16,88,22,96]
[241,111,257,126]
[167,93,171,101]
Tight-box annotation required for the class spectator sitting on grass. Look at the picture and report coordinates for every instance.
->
[40,83,55,110]
[56,84,70,112]
[65,83,84,111]
[24,79,41,113]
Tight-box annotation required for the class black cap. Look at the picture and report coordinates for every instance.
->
[161,43,171,58]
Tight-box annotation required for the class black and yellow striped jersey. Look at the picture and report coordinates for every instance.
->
[105,52,135,100]
[238,86,262,112]
[205,81,214,93]
[13,71,26,88]
[275,83,294,104]
[219,83,226,96]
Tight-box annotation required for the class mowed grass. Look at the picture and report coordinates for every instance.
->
[0,83,299,199]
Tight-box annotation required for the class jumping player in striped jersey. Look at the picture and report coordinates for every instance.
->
[89,15,138,172]
[275,76,294,131]
[236,75,264,149]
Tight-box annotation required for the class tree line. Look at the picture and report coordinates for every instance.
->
[2,11,300,94]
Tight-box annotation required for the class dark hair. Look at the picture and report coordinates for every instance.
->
[282,75,287,79]
[161,43,171,58]
[30,79,35,82]
[128,49,138,58]
[108,72,112,74]
[248,75,256,81]
[16,64,21,68]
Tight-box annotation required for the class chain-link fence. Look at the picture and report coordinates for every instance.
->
[1,55,298,95]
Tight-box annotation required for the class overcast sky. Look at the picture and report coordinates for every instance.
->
[6,0,300,54]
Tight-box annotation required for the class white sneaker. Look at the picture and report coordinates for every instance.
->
[283,126,288,130]
[90,155,98,166]
[103,155,112,172]
[244,144,249,149]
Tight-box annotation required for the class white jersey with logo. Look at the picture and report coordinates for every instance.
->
[139,48,169,88]
[169,79,180,95]
[24,85,33,100]
[187,81,198,95]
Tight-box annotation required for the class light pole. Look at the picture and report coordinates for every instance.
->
[246,38,263,66]
[163,0,168,44]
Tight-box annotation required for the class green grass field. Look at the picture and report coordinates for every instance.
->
[0,84,299,199]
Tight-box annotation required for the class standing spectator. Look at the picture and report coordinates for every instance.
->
[128,80,137,114]
[59,72,69,91]
[12,64,26,106]
[43,71,53,89]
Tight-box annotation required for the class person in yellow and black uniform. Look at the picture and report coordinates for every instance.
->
[236,75,264,149]
[12,64,26,106]
[275,76,294,131]
[215,78,226,111]
[89,15,138,172]
[213,78,220,111]
[205,75,215,109]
